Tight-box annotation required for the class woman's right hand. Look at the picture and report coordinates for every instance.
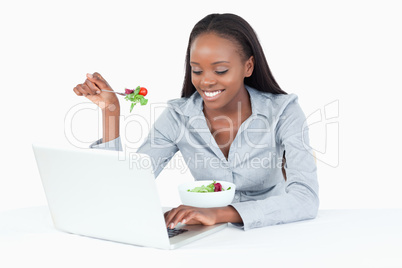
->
[73,72,120,110]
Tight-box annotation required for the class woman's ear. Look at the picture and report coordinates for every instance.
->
[244,56,254,77]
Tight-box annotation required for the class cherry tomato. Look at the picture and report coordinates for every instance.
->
[139,87,148,96]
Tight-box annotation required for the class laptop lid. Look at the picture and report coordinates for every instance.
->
[32,144,227,250]
[32,144,171,249]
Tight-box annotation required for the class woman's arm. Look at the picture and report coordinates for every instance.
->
[73,72,120,144]
[102,103,120,143]
[164,205,242,229]
[230,97,319,230]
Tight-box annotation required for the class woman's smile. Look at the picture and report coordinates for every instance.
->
[202,89,225,100]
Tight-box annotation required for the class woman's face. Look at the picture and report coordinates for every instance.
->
[190,33,254,112]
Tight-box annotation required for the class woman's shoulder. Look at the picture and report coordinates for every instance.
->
[166,92,202,117]
[256,89,298,103]
[167,96,188,108]
[247,86,300,116]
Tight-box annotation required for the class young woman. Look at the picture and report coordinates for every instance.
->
[73,13,319,231]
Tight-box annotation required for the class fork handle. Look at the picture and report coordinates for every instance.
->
[101,89,125,96]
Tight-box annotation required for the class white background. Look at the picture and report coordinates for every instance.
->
[1,0,401,212]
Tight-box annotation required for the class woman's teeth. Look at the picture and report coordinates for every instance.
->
[204,90,222,97]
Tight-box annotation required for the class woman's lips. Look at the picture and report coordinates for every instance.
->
[202,89,225,100]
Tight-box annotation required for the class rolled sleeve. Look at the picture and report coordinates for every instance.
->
[90,137,123,151]
[230,201,267,230]
[231,169,318,231]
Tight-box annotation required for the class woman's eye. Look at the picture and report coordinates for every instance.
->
[216,70,228,75]
[192,70,202,75]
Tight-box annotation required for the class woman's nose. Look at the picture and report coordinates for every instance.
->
[201,75,217,87]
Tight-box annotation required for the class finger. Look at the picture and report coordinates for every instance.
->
[165,207,187,229]
[75,84,88,96]
[170,209,192,228]
[84,79,100,95]
[80,83,94,96]
[73,86,83,96]
[166,206,193,229]
[165,208,178,228]
[164,210,173,219]
[164,210,171,224]
[86,72,109,90]
[76,84,92,97]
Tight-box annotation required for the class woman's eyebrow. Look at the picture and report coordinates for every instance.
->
[190,61,230,65]
[212,61,230,65]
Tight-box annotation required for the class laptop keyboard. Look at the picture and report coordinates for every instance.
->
[167,228,188,238]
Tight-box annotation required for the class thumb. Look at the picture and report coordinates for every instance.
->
[86,72,110,90]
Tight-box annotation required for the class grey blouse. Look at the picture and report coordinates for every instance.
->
[91,86,319,230]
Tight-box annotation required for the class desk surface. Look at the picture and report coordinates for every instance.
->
[1,206,401,268]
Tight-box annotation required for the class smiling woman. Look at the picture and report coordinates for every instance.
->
[181,13,286,98]
[189,39,254,160]
[73,13,319,231]
[189,33,254,113]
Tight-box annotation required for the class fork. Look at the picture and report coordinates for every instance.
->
[100,89,127,96]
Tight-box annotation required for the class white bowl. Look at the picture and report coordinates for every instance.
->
[178,180,236,208]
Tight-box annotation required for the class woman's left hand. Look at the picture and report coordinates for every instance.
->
[164,205,218,229]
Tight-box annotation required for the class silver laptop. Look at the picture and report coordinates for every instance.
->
[32,144,227,249]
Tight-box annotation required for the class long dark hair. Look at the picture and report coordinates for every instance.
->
[181,13,287,98]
